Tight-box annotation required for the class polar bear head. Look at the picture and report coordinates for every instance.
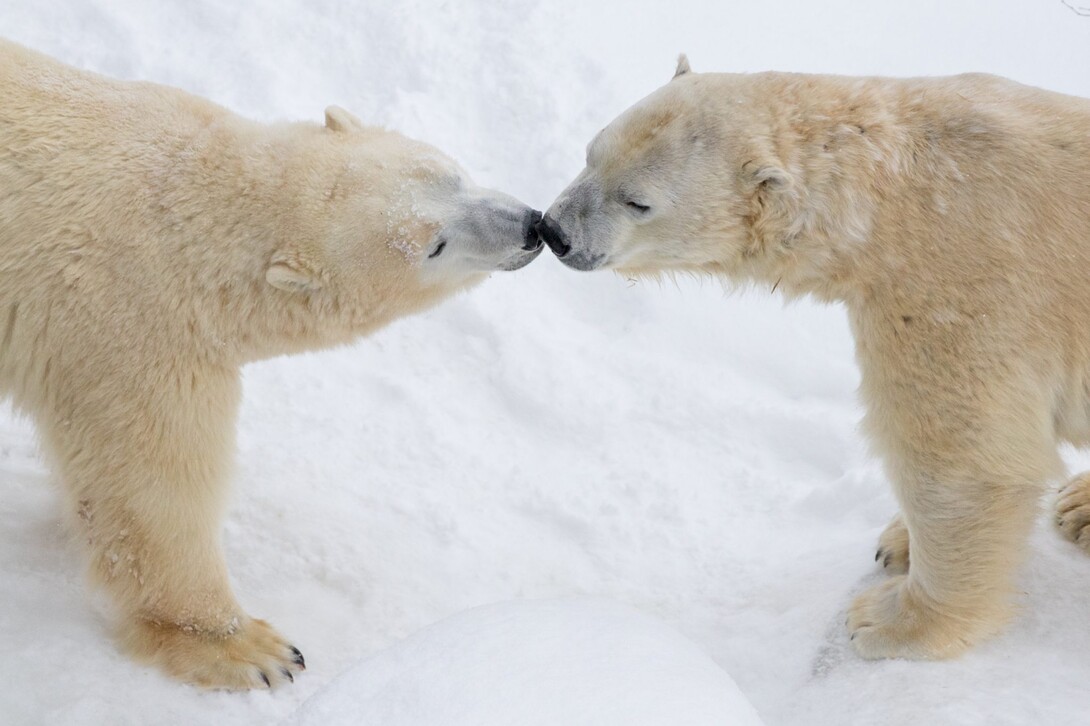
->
[538,57,836,287]
[267,106,542,303]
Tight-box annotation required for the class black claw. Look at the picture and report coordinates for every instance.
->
[883,553,892,568]
[289,645,306,669]
[875,549,882,562]
[282,667,294,683]
[850,633,856,641]
[260,671,271,688]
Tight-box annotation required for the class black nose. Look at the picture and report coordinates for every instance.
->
[522,209,544,251]
[535,215,571,257]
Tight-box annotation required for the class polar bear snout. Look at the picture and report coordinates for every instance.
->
[522,210,544,251]
[428,196,545,273]
[492,206,546,271]
[538,214,609,272]
[536,215,571,258]
[540,175,616,271]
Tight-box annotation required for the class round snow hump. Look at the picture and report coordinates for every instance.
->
[289,598,763,726]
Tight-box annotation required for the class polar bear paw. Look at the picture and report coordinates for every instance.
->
[847,576,986,660]
[1057,472,1090,554]
[874,515,910,574]
[122,616,305,689]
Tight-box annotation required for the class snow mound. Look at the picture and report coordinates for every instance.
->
[288,599,764,726]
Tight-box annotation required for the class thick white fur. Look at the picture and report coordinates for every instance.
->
[0,40,537,688]
[544,62,1090,658]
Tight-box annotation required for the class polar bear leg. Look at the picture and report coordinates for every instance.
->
[849,465,1041,658]
[874,514,910,575]
[49,367,304,689]
[848,365,1053,659]
[1056,472,1090,554]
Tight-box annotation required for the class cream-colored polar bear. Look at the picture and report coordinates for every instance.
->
[0,39,542,689]
[539,56,1090,659]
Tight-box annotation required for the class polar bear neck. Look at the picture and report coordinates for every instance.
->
[714,73,906,305]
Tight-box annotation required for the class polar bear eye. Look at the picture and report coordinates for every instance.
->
[626,201,651,214]
[428,238,447,258]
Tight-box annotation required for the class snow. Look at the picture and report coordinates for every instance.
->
[1,1,1089,725]
[290,598,763,726]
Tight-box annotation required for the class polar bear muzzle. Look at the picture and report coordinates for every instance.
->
[423,194,545,274]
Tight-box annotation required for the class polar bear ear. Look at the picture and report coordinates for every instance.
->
[324,105,365,133]
[745,162,804,250]
[266,249,323,293]
[672,54,692,79]
[750,164,791,191]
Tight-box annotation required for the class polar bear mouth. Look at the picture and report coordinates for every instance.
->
[556,250,606,272]
[498,245,544,271]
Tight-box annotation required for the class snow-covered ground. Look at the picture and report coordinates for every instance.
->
[2,1,1089,724]
[292,599,764,726]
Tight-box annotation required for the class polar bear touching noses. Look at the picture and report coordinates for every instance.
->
[539,55,1090,659]
[0,39,542,689]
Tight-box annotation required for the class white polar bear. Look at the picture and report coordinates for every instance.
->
[539,56,1090,659]
[0,39,542,689]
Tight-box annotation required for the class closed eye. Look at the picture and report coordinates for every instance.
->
[428,239,447,258]
[626,201,651,214]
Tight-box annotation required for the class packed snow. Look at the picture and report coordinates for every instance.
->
[291,599,764,726]
[2,1,1089,725]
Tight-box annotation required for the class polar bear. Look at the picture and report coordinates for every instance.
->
[0,39,542,689]
[539,56,1090,659]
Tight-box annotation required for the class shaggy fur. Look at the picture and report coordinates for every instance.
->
[0,40,540,688]
[542,56,1090,658]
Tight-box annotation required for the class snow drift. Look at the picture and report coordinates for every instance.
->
[289,599,764,726]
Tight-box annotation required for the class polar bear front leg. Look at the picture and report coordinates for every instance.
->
[874,514,910,575]
[846,354,1053,659]
[1056,472,1090,553]
[845,403,1050,658]
[50,368,305,689]
[848,457,1042,658]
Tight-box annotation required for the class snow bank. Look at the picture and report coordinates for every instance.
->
[289,599,763,726]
